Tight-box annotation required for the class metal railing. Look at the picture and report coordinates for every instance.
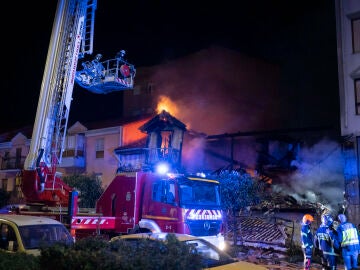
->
[0,156,26,170]
[116,147,181,172]
[146,148,181,165]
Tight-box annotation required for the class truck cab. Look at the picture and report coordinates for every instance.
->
[95,171,225,250]
[0,215,74,256]
[139,172,225,249]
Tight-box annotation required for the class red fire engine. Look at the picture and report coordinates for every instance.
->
[9,0,225,249]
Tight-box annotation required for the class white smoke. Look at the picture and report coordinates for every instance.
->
[276,138,345,211]
[182,136,206,173]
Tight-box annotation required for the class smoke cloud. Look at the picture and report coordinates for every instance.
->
[151,46,283,135]
[277,138,344,211]
[148,47,344,211]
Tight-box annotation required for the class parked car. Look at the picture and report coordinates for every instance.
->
[0,215,74,256]
[110,232,268,269]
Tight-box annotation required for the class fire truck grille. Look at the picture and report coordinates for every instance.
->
[186,220,221,236]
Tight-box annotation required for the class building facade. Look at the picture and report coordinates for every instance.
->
[335,0,360,225]
[0,117,150,203]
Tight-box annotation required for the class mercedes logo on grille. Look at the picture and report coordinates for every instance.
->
[203,221,210,230]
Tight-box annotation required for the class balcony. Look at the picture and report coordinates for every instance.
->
[0,156,26,170]
[146,148,181,166]
[59,149,85,168]
[116,147,181,172]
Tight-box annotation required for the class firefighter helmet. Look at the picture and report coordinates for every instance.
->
[302,214,314,224]
[321,214,334,226]
[338,214,347,223]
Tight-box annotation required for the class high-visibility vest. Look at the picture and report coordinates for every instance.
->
[338,222,360,247]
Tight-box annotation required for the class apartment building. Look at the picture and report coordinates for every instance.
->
[335,0,360,225]
[0,116,150,203]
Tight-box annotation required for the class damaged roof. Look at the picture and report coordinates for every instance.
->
[226,216,291,251]
[139,110,186,133]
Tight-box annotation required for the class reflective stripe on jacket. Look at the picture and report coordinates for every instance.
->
[301,223,314,249]
[337,222,360,250]
[314,224,339,256]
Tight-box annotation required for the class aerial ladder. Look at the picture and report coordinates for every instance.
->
[21,0,135,207]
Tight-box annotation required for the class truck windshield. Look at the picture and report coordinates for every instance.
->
[19,225,73,249]
[179,178,221,207]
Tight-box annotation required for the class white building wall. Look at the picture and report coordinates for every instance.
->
[336,0,360,136]
[335,0,360,225]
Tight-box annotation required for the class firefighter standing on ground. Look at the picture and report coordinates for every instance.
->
[314,214,340,270]
[335,214,360,270]
[301,214,315,270]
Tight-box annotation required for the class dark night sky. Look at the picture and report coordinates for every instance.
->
[1,0,339,133]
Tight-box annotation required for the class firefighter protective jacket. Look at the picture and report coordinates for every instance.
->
[301,223,314,250]
[336,221,360,252]
[314,224,340,256]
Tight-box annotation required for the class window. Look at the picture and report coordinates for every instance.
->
[357,136,360,178]
[160,131,173,157]
[95,173,102,182]
[147,82,154,94]
[152,181,175,204]
[76,135,85,156]
[15,148,22,168]
[63,135,85,157]
[0,224,18,251]
[352,17,360,53]
[95,138,104,159]
[1,179,8,191]
[2,152,9,169]
[355,79,360,115]
[133,85,140,95]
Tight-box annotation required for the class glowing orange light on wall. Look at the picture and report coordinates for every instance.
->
[122,118,150,145]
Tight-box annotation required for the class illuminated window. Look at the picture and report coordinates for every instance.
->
[355,79,360,115]
[95,138,104,159]
[352,17,360,53]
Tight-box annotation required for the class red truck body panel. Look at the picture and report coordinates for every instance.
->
[95,173,137,233]
[21,167,72,207]
[95,172,223,237]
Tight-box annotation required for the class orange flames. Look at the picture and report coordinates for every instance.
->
[155,95,191,129]
[156,95,179,117]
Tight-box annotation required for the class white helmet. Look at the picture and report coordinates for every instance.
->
[95,54,102,61]
[338,214,347,223]
[321,214,334,226]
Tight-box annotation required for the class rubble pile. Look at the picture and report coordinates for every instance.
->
[224,192,319,246]
[225,216,289,252]
[251,193,319,214]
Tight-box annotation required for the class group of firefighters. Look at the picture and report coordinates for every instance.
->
[301,213,360,270]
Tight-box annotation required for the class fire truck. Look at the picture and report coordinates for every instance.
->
[11,0,225,249]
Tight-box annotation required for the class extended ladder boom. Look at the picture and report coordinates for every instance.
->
[22,0,97,205]
[21,0,135,206]
[25,0,96,172]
